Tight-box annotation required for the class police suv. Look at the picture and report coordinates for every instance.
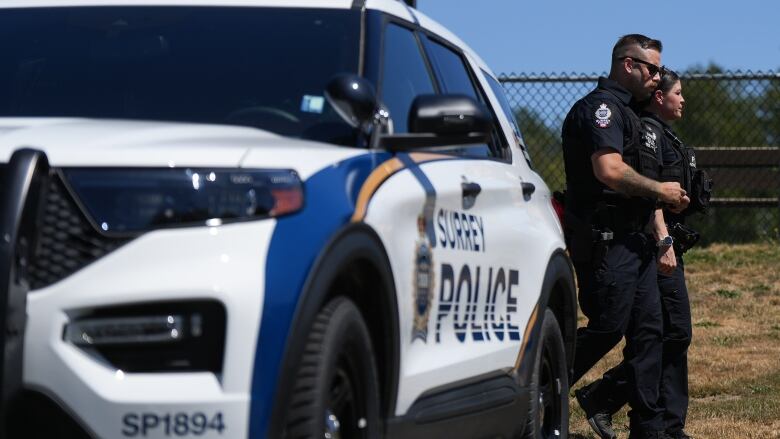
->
[0,1,577,438]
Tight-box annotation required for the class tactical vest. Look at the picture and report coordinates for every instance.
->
[625,110,660,182]
[591,108,659,232]
[562,94,659,234]
[643,116,713,214]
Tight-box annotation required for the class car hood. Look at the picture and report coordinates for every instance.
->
[0,118,364,179]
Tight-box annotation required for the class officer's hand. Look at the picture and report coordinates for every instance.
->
[658,245,677,275]
[658,182,687,206]
[667,195,690,214]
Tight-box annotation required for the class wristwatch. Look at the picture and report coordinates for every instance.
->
[657,235,674,248]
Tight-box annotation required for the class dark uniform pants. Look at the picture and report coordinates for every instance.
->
[579,256,692,433]
[571,232,664,431]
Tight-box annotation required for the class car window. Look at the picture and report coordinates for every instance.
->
[424,38,508,160]
[483,71,533,166]
[379,24,436,133]
[0,7,361,146]
[424,39,479,100]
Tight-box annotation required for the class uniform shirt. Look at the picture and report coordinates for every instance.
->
[641,112,686,224]
[561,77,645,217]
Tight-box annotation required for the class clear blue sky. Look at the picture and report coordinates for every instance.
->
[417,1,780,75]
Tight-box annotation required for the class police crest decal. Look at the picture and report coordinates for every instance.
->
[594,103,612,128]
[412,215,435,343]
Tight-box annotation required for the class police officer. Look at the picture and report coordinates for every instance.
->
[574,70,712,439]
[561,34,689,439]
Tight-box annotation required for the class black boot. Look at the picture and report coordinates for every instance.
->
[666,430,692,439]
[574,386,617,439]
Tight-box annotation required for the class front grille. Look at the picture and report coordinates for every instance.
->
[27,173,129,290]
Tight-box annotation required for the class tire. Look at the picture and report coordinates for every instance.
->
[524,309,569,439]
[285,297,382,439]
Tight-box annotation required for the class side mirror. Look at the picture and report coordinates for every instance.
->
[409,94,490,134]
[380,94,491,151]
[325,74,379,129]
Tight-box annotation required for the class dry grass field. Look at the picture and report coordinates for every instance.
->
[569,243,780,438]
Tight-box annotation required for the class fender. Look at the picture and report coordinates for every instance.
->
[266,223,399,438]
[515,249,577,387]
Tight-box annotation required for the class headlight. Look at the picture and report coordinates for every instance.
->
[62,168,303,235]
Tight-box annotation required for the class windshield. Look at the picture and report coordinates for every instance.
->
[0,7,361,145]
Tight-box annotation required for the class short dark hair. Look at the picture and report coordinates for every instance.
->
[612,34,663,59]
[656,69,681,93]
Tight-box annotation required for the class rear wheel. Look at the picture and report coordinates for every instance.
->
[285,297,381,439]
[524,308,569,439]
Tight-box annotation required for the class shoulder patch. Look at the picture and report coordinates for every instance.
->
[594,103,612,128]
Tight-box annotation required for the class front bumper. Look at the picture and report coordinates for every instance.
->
[23,220,274,438]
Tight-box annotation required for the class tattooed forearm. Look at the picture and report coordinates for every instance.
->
[616,166,659,198]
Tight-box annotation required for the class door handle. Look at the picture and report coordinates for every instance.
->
[461,182,481,209]
[521,182,536,198]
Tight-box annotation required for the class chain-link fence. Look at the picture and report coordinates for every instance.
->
[499,70,780,243]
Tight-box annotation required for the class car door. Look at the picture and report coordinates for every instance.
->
[404,35,545,407]
[360,19,544,415]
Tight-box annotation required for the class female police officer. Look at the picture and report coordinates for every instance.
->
[645,69,710,439]
[576,70,711,439]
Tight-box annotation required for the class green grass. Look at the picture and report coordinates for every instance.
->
[686,243,780,267]
[713,335,743,347]
[750,283,773,297]
[716,289,741,299]
[570,244,780,437]
[691,370,780,423]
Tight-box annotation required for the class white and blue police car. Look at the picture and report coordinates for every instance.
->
[0,1,577,438]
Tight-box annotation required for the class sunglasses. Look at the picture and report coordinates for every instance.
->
[618,56,667,76]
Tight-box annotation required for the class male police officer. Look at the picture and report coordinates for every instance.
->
[561,34,688,439]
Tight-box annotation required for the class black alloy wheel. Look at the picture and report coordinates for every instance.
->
[524,308,569,439]
[285,297,381,439]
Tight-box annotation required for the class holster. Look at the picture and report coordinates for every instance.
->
[564,209,613,266]
[688,169,714,215]
[669,222,700,254]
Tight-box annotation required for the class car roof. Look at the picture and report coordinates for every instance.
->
[0,0,496,78]
[0,0,353,8]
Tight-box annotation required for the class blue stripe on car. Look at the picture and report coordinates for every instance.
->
[248,151,390,437]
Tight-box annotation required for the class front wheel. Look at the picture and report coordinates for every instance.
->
[285,297,381,439]
[524,308,569,439]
